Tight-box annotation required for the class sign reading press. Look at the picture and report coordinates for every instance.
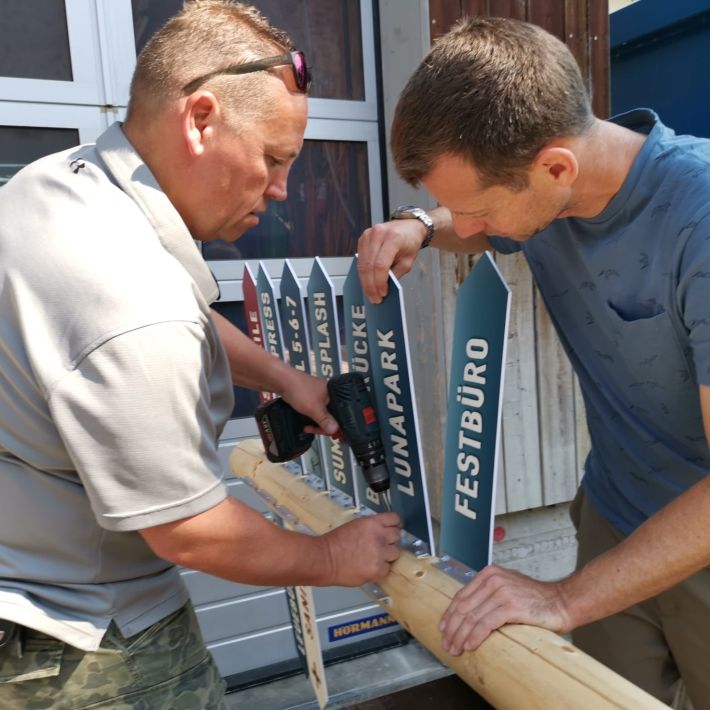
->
[439,253,510,572]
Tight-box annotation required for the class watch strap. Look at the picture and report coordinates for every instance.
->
[390,205,435,249]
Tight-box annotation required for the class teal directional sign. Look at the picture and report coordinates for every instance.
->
[307,258,356,504]
[280,261,325,483]
[342,258,387,514]
[243,263,271,404]
[256,262,285,361]
[439,252,510,572]
[280,262,310,374]
[366,271,434,553]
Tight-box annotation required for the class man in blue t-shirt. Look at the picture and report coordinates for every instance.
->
[358,16,710,707]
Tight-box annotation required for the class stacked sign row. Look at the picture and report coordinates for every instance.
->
[241,253,510,573]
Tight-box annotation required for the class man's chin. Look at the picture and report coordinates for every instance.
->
[216,219,256,242]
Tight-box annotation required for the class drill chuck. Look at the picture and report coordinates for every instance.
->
[254,372,391,496]
[326,373,390,494]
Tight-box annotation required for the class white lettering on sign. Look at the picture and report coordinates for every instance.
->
[376,329,414,497]
[329,437,347,484]
[350,304,370,381]
[248,309,262,345]
[454,337,488,521]
[313,291,346,487]
[260,291,279,354]
[313,292,334,378]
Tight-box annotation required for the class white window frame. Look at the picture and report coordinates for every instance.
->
[0,0,105,106]
[100,0,380,119]
[0,102,106,144]
[307,0,379,122]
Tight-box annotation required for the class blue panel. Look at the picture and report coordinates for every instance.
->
[307,258,356,502]
[280,262,325,482]
[342,259,388,513]
[279,262,311,373]
[256,263,285,360]
[611,0,710,47]
[611,1,710,138]
[439,254,510,572]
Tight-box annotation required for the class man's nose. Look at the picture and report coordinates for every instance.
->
[265,173,288,202]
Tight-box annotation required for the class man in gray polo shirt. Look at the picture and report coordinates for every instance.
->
[0,2,400,707]
[357,16,710,708]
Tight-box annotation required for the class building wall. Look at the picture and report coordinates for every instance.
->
[423,0,610,518]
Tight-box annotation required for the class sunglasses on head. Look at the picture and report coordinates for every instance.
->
[182,50,312,94]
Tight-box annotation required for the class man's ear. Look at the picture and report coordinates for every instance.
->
[534,146,579,187]
[181,91,221,157]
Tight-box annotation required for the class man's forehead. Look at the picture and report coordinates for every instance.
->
[424,154,488,202]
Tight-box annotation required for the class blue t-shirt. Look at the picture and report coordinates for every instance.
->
[490,109,710,535]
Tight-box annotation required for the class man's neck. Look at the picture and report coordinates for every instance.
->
[562,118,647,219]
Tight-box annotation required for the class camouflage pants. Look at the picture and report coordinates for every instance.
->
[0,603,227,709]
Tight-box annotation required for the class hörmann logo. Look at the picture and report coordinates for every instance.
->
[328,613,397,642]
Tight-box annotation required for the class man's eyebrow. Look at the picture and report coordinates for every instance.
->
[269,147,300,160]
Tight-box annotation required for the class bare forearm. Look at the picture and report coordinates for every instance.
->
[147,497,335,587]
[561,474,710,630]
[141,497,400,588]
[426,206,490,253]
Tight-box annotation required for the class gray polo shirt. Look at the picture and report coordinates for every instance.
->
[0,122,233,650]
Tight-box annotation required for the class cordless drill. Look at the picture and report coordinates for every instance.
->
[254,372,390,496]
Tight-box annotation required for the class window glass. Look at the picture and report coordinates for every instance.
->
[0,126,79,185]
[0,1,72,81]
[255,1,364,101]
[202,139,370,260]
[130,0,364,100]
[131,0,182,54]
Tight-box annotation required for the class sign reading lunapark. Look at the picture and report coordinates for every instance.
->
[439,253,510,572]
[363,267,435,554]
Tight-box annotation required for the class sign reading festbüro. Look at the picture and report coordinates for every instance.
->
[307,258,356,504]
[366,270,434,554]
[439,252,510,572]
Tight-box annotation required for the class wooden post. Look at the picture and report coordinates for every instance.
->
[230,440,668,709]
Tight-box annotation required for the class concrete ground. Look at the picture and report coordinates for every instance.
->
[223,638,489,709]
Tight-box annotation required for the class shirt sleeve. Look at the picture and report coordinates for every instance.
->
[677,210,710,386]
[48,320,228,532]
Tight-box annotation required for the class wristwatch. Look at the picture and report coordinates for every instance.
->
[390,205,435,249]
